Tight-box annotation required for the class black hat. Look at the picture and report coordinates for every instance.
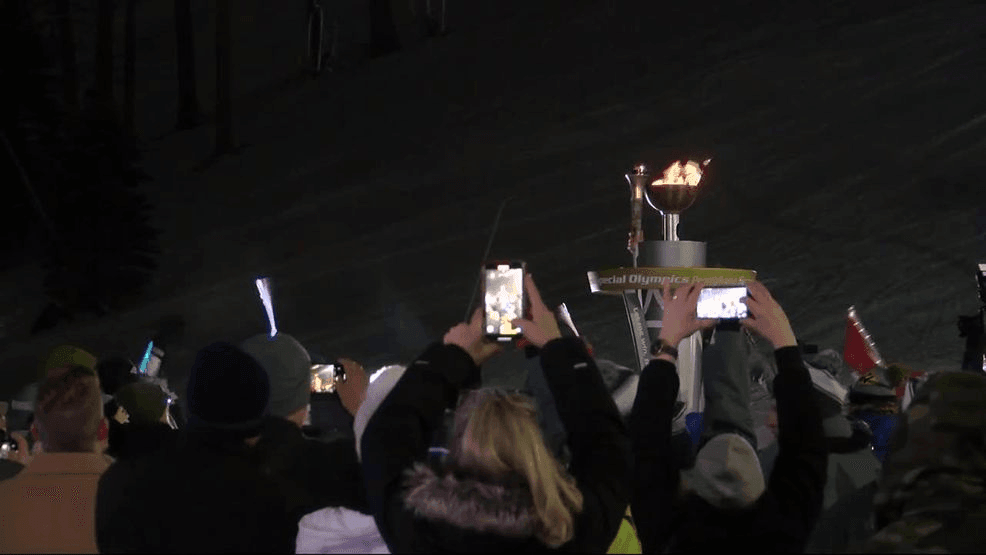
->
[115,381,170,425]
[186,342,270,436]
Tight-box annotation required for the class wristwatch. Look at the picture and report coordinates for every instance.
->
[651,339,679,360]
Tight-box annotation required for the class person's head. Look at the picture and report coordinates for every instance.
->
[681,433,765,510]
[114,381,170,426]
[39,345,98,381]
[95,355,139,396]
[870,370,986,536]
[33,364,106,453]
[185,341,270,440]
[447,388,584,547]
[239,333,311,427]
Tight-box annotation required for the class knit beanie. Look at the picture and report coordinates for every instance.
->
[239,333,311,419]
[185,341,270,435]
[96,356,139,396]
[682,433,766,509]
[354,365,407,462]
[40,345,97,380]
[115,381,170,425]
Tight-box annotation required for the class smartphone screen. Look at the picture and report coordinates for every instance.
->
[696,286,748,319]
[311,363,343,393]
[483,262,525,340]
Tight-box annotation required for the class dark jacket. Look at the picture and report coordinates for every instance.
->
[0,459,24,481]
[106,421,179,460]
[254,415,369,518]
[630,346,827,553]
[361,337,633,553]
[96,429,297,553]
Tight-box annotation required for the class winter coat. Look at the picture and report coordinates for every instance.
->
[0,459,24,482]
[105,421,179,460]
[630,346,827,553]
[0,452,112,553]
[95,429,298,553]
[254,415,369,518]
[296,506,389,554]
[360,337,633,553]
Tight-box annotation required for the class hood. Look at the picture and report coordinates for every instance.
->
[402,463,538,540]
[297,507,388,554]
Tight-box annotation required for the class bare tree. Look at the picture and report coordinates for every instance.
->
[53,0,79,115]
[174,0,203,130]
[123,0,137,137]
[214,0,234,154]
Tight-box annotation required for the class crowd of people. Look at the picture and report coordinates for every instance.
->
[0,270,984,553]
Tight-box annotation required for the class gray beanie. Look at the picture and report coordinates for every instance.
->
[240,333,311,419]
[354,365,407,462]
[682,433,766,509]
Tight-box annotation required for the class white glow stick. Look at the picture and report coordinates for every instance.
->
[256,277,278,337]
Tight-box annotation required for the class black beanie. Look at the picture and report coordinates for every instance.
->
[186,341,270,435]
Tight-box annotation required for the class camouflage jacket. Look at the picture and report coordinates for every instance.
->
[858,371,986,553]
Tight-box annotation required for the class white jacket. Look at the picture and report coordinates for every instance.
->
[295,507,388,554]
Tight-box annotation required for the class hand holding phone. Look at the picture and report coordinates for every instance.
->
[739,281,798,349]
[510,274,563,349]
[444,309,502,366]
[659,283,718,346]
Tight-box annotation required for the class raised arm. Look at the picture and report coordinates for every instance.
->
[359,310,498,551]
[629,282,717,552]
[512,273,634,551]
[740,281,827,547]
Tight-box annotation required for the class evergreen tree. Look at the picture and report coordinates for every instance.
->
[0,0,161,334]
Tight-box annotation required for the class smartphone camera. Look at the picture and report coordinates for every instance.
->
[311,362,347,394]
[696,286,749,320]
[0,430,17,460]
[483,261,526,342]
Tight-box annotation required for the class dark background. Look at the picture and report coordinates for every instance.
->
[1,0,984,399]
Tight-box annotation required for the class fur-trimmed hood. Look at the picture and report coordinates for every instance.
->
[402,463,540,539]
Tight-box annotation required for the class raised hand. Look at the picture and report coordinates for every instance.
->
[336,357,370,417]
[511,274,563,349]
[444,309,502,366]
[658,282,717,346]
[739,280,797,349]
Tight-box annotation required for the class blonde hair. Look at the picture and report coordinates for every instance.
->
[449,389,584,547]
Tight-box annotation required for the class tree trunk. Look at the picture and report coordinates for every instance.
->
[123,0,137,138]
[174,0,203,129]
[94,0,117,122]
[54,0,79,115]
[369,0,401,57]
[214,0,234,155]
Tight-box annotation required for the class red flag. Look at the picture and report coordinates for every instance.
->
[843,306,885,373]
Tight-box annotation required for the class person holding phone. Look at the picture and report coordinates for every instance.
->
[359,272,632,552]
[630,281,827,552]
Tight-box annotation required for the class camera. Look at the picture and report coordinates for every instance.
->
[0,430,18,460]
[310,362,347,394]
[696,286,749,320]
[483,261,526,342]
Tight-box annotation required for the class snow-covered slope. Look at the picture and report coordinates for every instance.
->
[1,0,983,397]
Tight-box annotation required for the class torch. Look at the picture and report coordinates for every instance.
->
[645,159,710,241]
[625,164,648,268]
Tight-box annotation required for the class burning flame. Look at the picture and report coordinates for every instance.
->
[652,159,711,187]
